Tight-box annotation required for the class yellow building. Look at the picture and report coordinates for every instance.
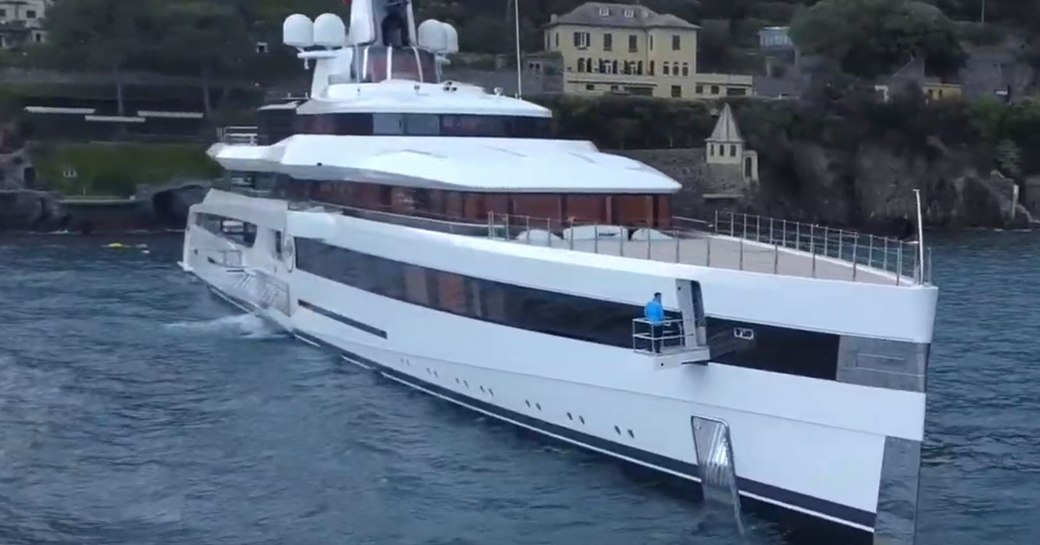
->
[542,2,753,100]
[0,0,50,49]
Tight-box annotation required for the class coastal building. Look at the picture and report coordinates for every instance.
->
[541,2,753,99]
[0,0,50,49]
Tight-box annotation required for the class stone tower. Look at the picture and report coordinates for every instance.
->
[705,103,758,182]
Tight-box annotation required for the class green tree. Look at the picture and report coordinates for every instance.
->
[156,1,253,118]
[45,0,162,116]
[790,0,966,79]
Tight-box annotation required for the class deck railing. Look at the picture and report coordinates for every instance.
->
[712,211,931,285]
[261,189,931,285]
[216,126,258,145]
[487,211,931,286]
[632,317,694,354]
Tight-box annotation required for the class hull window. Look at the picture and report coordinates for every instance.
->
[295,237,652,347]
[195,212,256,247]
[293,238,841,379]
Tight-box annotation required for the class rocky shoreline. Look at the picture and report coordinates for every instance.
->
[0,183,209,234]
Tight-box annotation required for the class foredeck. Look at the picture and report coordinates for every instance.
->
[488,212,930,286]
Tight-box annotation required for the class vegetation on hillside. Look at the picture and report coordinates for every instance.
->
[30,142,220,197]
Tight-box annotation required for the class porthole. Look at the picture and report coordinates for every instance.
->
[614,425,621,435]
[525,400,531,408]
[567,412,573,420]
[433,370,438,378]
[579,416,585,425]
[488,388,494,397]
[463,380,469,388]
[480,386,486,393]
[627,429,635,438]
[455,378,460,384]
[535,403,542,411]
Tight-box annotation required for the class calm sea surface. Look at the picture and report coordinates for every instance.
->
[0,232,1037,545]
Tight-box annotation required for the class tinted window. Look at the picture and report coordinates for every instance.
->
[294,237,840,379]
[293,113,552,138]
[295,237,649,347]
[707,318,839,380]
[257,107,297,145]
[195,213,257,247]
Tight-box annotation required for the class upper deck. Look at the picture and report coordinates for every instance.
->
[226,187,929,287]
[485,211,930,286]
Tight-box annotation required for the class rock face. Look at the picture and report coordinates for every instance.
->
[624,141,1029,232]
[0,190,64,230]
[0,183,209,233]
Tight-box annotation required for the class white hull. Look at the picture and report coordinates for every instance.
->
[181,190,936,542]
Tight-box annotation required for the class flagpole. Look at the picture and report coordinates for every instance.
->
[514,0,523,98]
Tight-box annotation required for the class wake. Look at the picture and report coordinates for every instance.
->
[164,313,286,340]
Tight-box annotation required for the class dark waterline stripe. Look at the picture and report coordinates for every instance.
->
[291,329,876,530]
[298,300,388,339]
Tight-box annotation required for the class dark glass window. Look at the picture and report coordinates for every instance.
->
[295,238,658,347]
[294,237,839,379]
[293,113,552,138]
[195,213,257,247]
[706,318,839,380]
[257,107,297,145]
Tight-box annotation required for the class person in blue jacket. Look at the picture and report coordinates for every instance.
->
[644,292,665,353]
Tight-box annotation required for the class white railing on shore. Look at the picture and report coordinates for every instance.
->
[216,126,258,145]
[487,211,931,286]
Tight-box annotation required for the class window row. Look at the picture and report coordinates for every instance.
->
[569,31,683,52]
[195,212,256,247]
[293,237,841,381]
[295,238,652,347]
[292,113,553,139]
[270,177,673,228]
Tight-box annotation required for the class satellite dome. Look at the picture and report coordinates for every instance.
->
[443,23,459,54]
[283,14,314,49]
[418,19,450,53]
[313,13,347,49]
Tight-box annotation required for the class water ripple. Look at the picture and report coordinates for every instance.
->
[0,233,1038,544]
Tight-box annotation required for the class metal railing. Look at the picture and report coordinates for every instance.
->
[287,199,496,237]
[632,317,696,354]
[487,211,931,286]
[252,186,931,286]
[712,211,931,285]
[216,126,258,145]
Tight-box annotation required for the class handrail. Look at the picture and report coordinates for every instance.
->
[711,210,930,285]
[631,317,694,354]
[216,126,258,145]
[217,182,930,285]
[487,210,931,286]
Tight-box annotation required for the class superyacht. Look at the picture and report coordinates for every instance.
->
[179,1,938,543]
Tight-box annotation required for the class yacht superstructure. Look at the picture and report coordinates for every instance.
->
[180,2,937,543]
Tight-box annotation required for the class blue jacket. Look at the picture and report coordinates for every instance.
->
[644,299,665,325]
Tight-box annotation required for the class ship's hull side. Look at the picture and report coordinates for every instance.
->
[182,190,935,545]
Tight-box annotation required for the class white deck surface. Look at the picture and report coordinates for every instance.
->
[511,233,907,286]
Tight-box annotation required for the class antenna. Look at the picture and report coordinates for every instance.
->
[514,0,523,98]
[913,188,926,284]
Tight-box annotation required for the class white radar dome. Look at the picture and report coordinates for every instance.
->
[313,13,347,49]
[443,23,459,54]
[416,19,449,52]
[282,14,314,49]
